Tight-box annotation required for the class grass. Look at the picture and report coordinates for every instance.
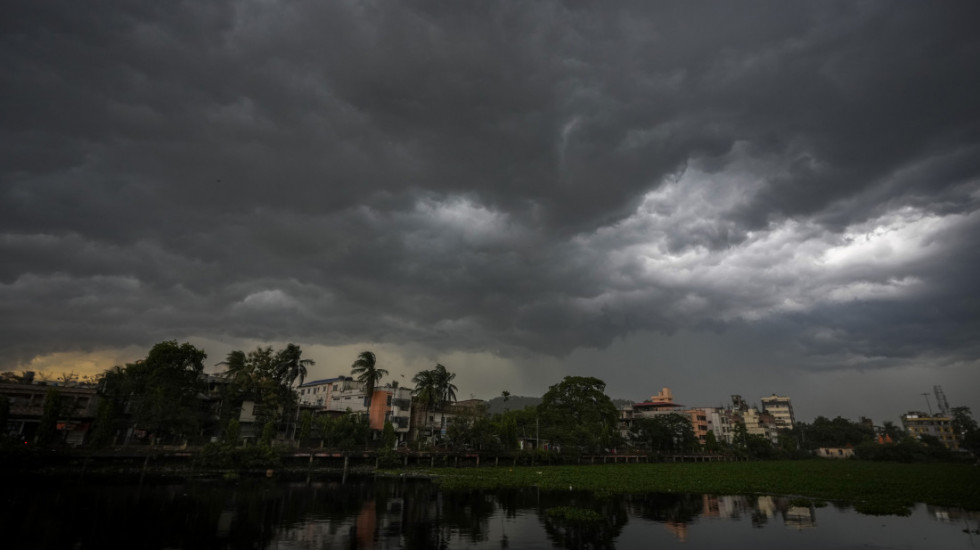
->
[401,460,980,515]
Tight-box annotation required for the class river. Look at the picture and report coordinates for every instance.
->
[2,475,977,549]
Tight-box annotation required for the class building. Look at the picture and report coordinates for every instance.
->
[760,394,795,429]
[368,385,414,436]
[901,412,959,450]
[297,377,345,408]
[0,380,100,446]
[410,399,487,445]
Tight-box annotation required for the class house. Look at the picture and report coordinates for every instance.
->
[0,380,99,446]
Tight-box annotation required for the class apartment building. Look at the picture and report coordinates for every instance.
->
[760,394,795,429]
[900,412,959,450]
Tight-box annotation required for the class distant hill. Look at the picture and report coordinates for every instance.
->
[484,396,634,415]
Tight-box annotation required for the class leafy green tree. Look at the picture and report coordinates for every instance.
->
[35,388,63,446]
[260,421,275,447]
[351,351,387,410]
[881,421,905,442]
[299,410,313,441]
[127,340,208,444]
[492,406,538,450]
[218,344,307,433]
[493,412,519,450]
[703,430,722,453]
[538,376,620,454]
[631,413,696,453]
[951,406,980,453]
[732,422,749,450]
[224,419,240,446]
[801,416,873,449]
[88,397,119,447]
[382,420,397,450]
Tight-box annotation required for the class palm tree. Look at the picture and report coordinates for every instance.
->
[412,368,439,441]
[218,350,253,392]
[351,351,388,410]
[275,343,314,387]
[432,363,457,405]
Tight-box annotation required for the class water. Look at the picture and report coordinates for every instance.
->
[2,475,977,549]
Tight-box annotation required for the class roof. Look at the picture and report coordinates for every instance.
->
[633,401,683,408]
[299,377,344,387]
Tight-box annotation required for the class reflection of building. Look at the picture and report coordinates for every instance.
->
[784,506,816,529]
[815,447,855,458]
[662,521,688,542]
[901,412,959,450]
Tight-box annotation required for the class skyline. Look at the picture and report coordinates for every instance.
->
[3,2,979,425]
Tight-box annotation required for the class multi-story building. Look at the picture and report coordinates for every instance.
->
[296,377,414,444]
[297,377,344,408]
[760,394,795,429]
[0,380,99,446]
[900,412,959,450]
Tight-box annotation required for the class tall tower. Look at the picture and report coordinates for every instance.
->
[933,385,950,416]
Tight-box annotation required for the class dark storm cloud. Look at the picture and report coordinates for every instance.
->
[2,1,979,373]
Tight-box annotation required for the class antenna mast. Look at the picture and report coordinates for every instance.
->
[933,385,950,416]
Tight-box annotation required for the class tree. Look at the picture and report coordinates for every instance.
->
[382,420,397,450]
[881,421,905,442]
[432,364,457,404]
[351,351,388,410]
[217,350,252,392]
[299,410,313,441]
[631,414,696,453]
[538,376,620,454]
[411,363,459,443]
[35,388,63,446]
[274,343,314,387]
[951,406,980,454]
[801,416,873,449]
[127,340,208,444]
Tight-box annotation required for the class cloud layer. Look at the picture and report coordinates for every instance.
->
[2,1,979,416]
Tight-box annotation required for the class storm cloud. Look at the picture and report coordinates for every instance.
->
[2,1,979,419]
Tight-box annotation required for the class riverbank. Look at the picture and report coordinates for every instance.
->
[407,460,980,515]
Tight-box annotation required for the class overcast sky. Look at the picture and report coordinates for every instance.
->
[3,1,979,423]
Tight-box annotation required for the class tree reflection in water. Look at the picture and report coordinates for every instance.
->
[2,475,977,549]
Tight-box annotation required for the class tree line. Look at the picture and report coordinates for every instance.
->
[3,340,979,462]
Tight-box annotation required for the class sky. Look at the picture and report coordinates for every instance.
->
[2,1,979,424]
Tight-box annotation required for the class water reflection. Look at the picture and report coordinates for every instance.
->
[2,475,977,549]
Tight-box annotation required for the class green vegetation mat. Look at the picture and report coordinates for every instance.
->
[404,460,980,515]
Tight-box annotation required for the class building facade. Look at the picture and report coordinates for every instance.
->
[760,394,795,429]
[901,412,959,450]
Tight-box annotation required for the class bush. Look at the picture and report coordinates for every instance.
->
[195,442,282,470]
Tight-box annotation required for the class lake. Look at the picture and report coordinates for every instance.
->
[2,475,977,549]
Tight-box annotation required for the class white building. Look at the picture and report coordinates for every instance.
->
[760,394,795,429]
